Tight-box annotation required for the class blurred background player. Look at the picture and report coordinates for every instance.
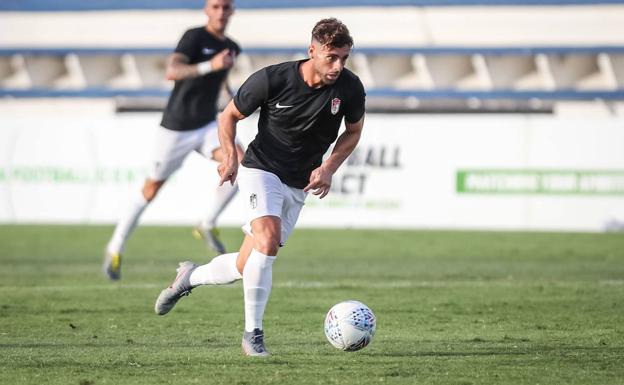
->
[103,0,245,280]
[154,18,366,357]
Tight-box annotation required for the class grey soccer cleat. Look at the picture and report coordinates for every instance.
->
[103,251,122,281]
[154,261,198,315]
[242,328,270,357]
[192,226,226,254]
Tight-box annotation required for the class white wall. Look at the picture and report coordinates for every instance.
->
[1,99,623,231]
[2,5,624,48]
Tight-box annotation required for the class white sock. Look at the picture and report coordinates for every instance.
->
[107,190,148,254]
[201,182,238,229]
[189,252,242,286]
[243,249,276,332]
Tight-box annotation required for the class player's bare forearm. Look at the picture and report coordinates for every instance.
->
[217,101,246,185]
[323,115,365,174]
[218,101,244,156]
[304,115,364,198]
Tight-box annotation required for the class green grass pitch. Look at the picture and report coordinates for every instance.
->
[1,225,623,385]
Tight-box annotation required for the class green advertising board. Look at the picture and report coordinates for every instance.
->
[457,169,624,196]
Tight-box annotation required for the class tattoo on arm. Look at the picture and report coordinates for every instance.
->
[165,53,200,80]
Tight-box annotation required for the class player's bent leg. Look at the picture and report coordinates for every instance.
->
[154,261,198,315]
[142,179,166,202]
[192,144,246,254]
[236,234,255,273]
[155,252,244,315]
[193,224,227,255]
[102,251,122,281]
[103,179,166,281]
[188,252,242,286]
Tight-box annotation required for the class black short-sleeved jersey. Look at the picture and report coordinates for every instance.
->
[161,27,240,131]
[234,60,366,189]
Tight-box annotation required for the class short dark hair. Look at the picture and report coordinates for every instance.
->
[311,18,353,48]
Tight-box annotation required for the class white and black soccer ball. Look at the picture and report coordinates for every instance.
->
[324,300,376,351]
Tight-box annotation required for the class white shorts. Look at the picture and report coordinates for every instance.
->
[237,166,307,246]
[149,121,221,181]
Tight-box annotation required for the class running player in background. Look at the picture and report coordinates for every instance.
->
[103,0,244,280]
[154,18,366,357]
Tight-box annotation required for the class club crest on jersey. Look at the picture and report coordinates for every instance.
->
[330,98,341,115]
[250,193,257,209]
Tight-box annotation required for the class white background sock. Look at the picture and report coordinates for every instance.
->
[107,190,148,254]
[201,183,238,229]
[189,252,242,286]
[243,249,276,332]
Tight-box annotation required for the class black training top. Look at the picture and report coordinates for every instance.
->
[234,59,366,189]
[161,27,240,131]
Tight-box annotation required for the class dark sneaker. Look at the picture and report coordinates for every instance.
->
[242,328,270,357]
[103,251,122,281]
[154,261,198,315]
[192,226,226,254]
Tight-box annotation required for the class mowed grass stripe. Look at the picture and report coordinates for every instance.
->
[2,279,624,292]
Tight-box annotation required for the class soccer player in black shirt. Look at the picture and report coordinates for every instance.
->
[155,18,366,357]
[103,0,245,280]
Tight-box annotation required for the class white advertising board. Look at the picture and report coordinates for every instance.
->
[1,99,623,231]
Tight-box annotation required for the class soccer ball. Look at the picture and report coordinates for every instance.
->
[324,300,376,351]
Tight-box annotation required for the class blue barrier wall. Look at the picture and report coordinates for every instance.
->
[3,46,624,56]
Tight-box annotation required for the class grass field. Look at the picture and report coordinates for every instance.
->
[1,225,623,385]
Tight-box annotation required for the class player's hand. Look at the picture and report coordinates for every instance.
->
[304,166,332,199]
[211,49,235,71]
[218,156,238,186]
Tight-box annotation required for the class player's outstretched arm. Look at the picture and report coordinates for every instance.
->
[165,50,235,81]
[304,115,365,199]
[217,100,246,185]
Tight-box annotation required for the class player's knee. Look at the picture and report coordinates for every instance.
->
[142,182,162,202]
[142,188,156,202]
[254,236,280,256]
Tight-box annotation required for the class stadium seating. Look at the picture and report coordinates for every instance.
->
[1,0,623,109]
[1,47,623,102]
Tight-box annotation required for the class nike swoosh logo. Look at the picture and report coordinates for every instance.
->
[276,102,293,109]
